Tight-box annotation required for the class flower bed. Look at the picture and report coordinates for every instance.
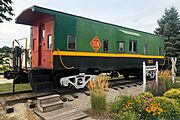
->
[111,90,180,120]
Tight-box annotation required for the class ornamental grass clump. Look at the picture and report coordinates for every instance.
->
[87,75,109,114]
[158,70,175,90]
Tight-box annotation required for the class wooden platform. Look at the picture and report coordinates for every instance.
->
[34,106,88,120]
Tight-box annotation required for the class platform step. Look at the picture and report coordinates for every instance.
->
[37,94,60,104]
[37,100,63,112]
[37,94,64,112]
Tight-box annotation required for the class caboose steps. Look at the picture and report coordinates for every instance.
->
[37,101,63,112]
[37,94,63,112]
[37,94,61,104]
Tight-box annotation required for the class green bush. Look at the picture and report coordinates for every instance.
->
[136,92,154,99]
[152,97,180,120]
[111,93,180,120]
[111,95,131,113]
[111,93,160,120]
[163,88,180,104]
[112,110,138,120]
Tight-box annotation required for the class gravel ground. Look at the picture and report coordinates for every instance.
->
[0,103,40,120]
[66,85,143,112]
[0,85,143,120]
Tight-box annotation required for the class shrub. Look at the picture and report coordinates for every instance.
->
[163,88,180,104]
[88,75,109,114]
[137,92,154,99]
[111,95,131,113]
[112,110,138,120]
[111,93,159,120]
[152,97,180,120]
[146,70,176,96]
[145,80,167,96]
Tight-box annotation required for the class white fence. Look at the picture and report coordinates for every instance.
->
[143,62,158,92]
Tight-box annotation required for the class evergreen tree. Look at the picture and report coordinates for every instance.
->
[0,0,14,22]
[154,6,180,74]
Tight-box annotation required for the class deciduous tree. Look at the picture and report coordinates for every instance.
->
[0,0,14,22]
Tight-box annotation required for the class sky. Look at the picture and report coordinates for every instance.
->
[0,0,180,47]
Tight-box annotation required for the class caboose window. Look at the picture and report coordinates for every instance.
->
[40,24,45,39]
[129,40,137,52]
[144,44,148,54]
[103,39,109,52]
[32,39,35,51]
[47,34,52,49]
[67,35,76,50]
[118,41,125,52]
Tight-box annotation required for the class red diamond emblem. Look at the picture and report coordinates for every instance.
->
[90,36,102,52]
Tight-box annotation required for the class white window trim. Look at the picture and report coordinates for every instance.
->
[129,40,137,53]
[47,34,52,49]
[144,44,148,54]
[67,35,76,50]
[118,41,125,52]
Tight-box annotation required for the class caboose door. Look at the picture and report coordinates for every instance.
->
[38,24,44,66]
[31,15,54,69]
[38,20,53,69]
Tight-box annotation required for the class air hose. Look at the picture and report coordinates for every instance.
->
[57,49,74,69]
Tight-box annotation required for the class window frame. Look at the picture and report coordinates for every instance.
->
[67,35,76,50]
[47,34,52,50]
[118,41,125,52]
[144,44,148,54]
[40,24,45,40]
[32,39,35,51]
[129,40,137,53]
[158,47,161,55]
[103,39,109,52]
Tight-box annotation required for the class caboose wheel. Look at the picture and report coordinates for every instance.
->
[53,74,64,88]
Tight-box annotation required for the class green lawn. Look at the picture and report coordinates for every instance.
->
[0,83,32,93]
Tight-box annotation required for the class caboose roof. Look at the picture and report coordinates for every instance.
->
[15,6,54,25]
[16,5,163,37]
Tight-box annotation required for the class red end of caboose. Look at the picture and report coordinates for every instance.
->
[16,6,54,69]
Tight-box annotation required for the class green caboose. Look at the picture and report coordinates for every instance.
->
[13,6,165,91]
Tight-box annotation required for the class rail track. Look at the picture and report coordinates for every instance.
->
[0,77,142,109]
